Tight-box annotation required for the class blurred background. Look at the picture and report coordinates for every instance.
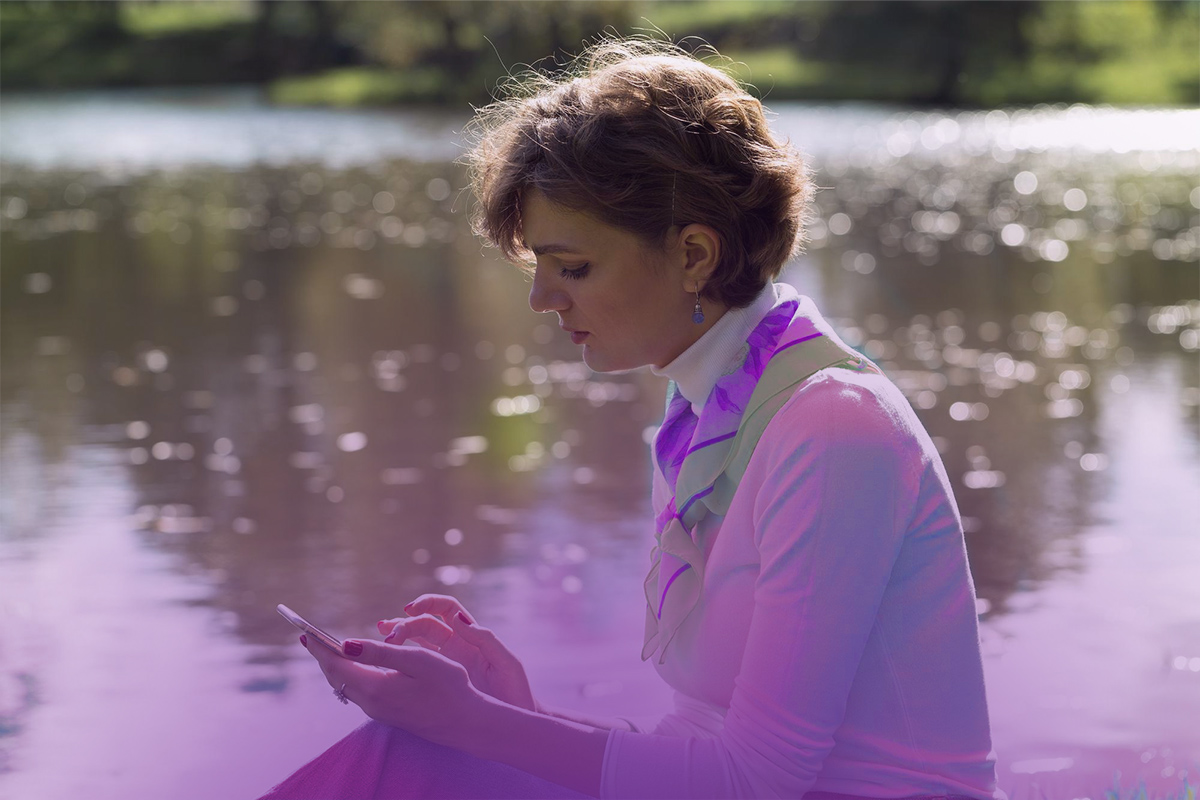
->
[0,2,1197,798]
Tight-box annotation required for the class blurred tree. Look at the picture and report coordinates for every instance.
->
[328,1,638,101]
[248,0,359,80]
[810,0,1036,106]
[1009,0,1200,105]
[118,0,258,35]
[0,0,130,89]
[0,0,359,90]
[1,0,1195,106]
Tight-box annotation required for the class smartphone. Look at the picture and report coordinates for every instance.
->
[277,603,346,656]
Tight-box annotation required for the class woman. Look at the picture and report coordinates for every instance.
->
[260,37,1002,800]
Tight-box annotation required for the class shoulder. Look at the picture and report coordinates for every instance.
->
[754,367,931,470]
[742,367,932,550]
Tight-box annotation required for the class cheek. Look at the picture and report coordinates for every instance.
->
[632,281,681,328]
[612,294,663,339]
[586,261,674,337]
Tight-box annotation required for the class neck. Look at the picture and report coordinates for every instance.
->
[652,283,780,412]
[659,305,730,368]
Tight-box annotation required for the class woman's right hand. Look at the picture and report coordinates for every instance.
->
[379,594,539,713]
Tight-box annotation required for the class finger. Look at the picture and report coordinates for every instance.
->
[402,594,473,625]
[393,634,441,652]
[303,638,382,703]
[377,617,426,642]
[343,638,464,681]
[446,612,508,658]
[303,634,348,685]
[384,624,447,653]
[402,592,459,613]
[382,615,454,648]
[378,615,429,634]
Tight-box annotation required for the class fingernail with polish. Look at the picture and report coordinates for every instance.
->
[404,602,415,614]
[376,620,388,633]
[343,640,363,657]
[299,635,307,647]
[457,611,473,626]
[383,630,398,643]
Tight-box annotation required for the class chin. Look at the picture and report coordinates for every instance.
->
[581,347,644,375]
[581,349,614,373]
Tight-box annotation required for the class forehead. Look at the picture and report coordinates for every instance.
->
[520,190,639,255]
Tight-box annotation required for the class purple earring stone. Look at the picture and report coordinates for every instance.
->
[693,293,705,324]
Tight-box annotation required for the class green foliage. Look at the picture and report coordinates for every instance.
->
[1,0,1196,106]
[636,0,803,32]
[963,0,1200,106]
[267,0,642,104]
[1051,0,1199,105]
[119,0,257,37]
[715,47,827,100]
[0,1,127,88]
[268,66,441,107]
[333,1,639,71]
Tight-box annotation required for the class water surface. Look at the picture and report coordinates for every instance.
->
[1,91,1198,798]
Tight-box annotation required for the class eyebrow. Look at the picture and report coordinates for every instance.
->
[530,243,584,256]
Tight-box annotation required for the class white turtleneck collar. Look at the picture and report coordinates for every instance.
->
[652,282,781,414]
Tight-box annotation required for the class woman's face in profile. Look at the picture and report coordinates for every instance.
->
[520,189,700,373]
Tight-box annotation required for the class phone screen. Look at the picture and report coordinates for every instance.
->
[277,603,346,656]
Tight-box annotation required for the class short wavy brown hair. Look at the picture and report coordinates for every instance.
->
[462,36,813,309]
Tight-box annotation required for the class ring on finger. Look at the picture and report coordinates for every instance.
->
[333,683,349,704]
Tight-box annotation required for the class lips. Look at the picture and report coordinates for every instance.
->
[562,326,589,345]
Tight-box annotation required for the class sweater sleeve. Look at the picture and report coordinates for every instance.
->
[601,374,919,798]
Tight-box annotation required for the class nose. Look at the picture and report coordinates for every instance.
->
[528,266,570,315]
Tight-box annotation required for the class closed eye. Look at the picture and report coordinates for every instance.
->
[560,263,590,280]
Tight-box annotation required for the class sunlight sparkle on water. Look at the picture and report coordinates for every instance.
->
[336,432,368,452]
[3,98,1197,800]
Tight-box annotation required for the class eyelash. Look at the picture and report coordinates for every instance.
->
[560,263,590,280]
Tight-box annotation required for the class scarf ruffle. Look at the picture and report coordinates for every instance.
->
[641,284,882,664]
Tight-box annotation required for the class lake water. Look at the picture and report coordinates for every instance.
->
[1,88,1198,799]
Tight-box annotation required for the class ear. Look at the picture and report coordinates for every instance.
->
[676,223,722,294]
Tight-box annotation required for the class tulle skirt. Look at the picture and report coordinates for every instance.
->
[257,719,594,800]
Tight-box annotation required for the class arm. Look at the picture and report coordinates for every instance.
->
[463,695,611,798]
[536,699,640,732]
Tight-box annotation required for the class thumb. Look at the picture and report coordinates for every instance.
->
[343,638,461,679]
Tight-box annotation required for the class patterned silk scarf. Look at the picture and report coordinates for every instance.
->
[642,284,884,664]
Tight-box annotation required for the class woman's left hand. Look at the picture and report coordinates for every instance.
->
[301,635,487,751]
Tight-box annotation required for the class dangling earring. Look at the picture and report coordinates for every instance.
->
[692,289,705,324]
